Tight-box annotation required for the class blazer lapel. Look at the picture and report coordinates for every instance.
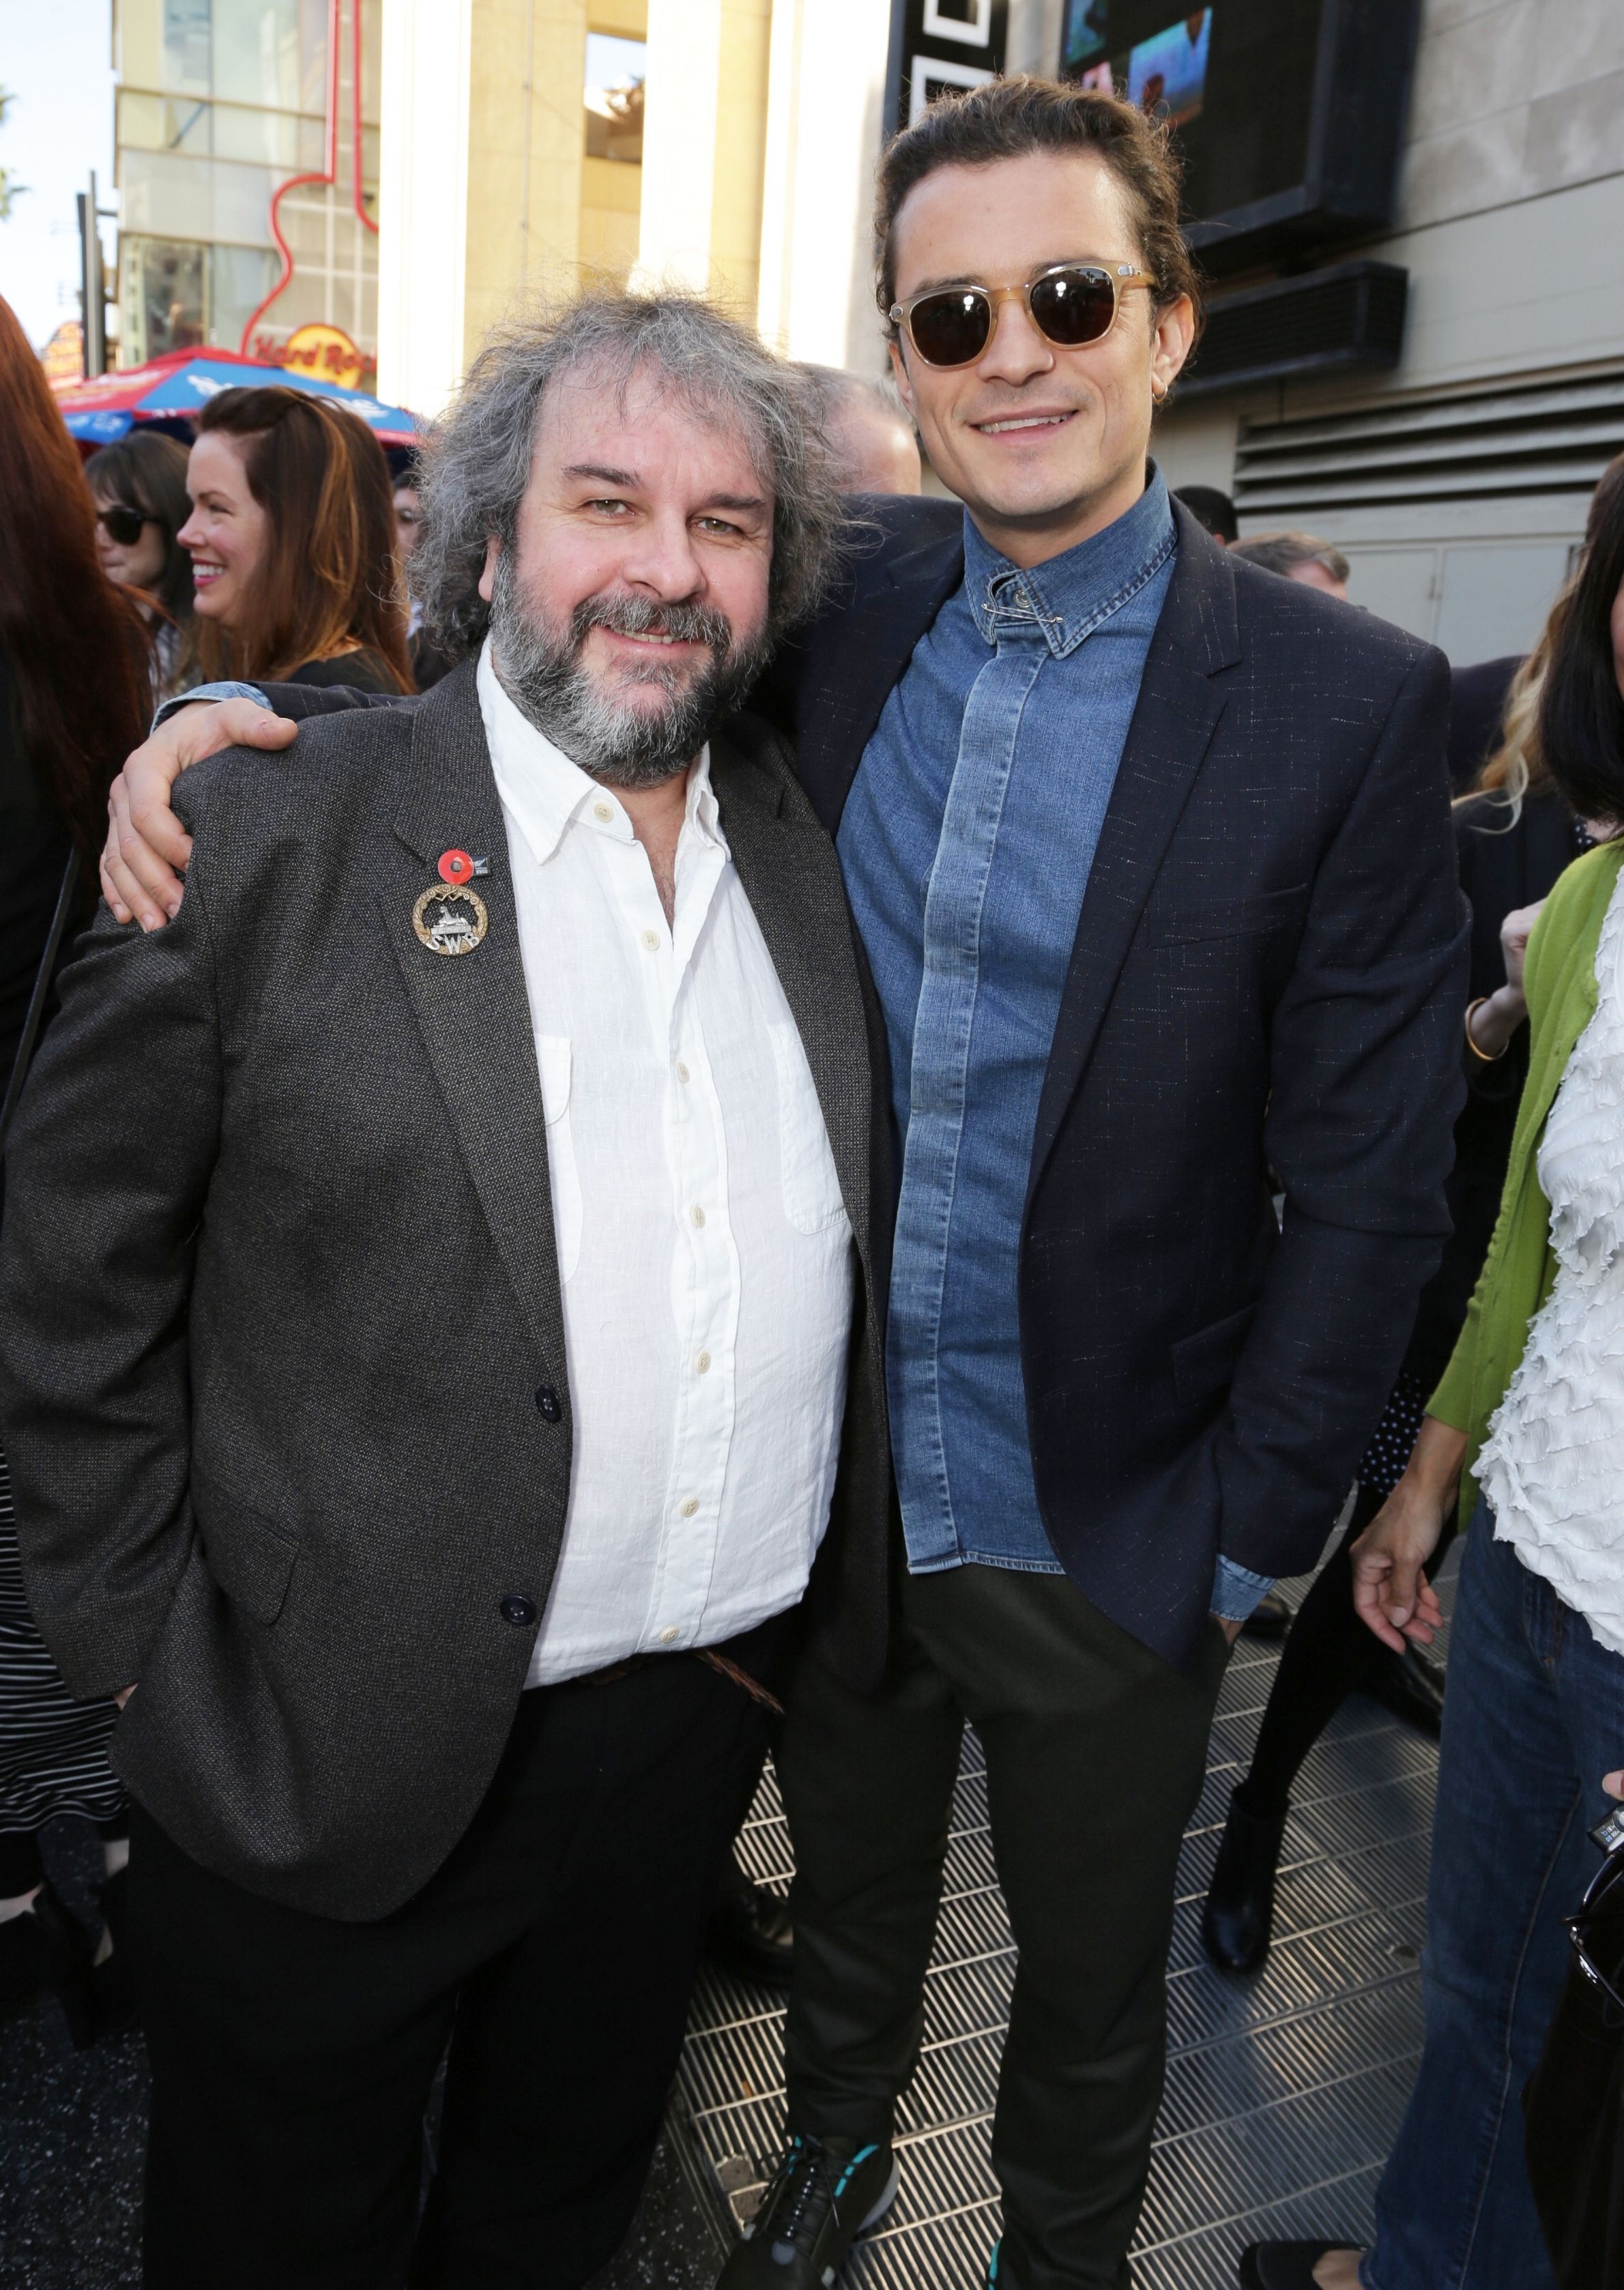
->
[714,728,874,1257]
[797,529,964,836]
[379,667,568,1383]
[1028,517,1241,1205]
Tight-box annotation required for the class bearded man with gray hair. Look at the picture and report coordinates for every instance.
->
[0,295,890,2288]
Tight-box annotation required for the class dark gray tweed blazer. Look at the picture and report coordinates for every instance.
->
[0,664,891,1920]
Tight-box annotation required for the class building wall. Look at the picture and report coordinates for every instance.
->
[377,0,650,414]
[1151,0,1624,663]
[579,0,647,282]
[753,0,893,371]
[636,0,771,315]
[371,0,1073,422]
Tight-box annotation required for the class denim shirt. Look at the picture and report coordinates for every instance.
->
[837,477,1272,1621]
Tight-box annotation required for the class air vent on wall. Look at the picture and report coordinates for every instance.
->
[1232,365,1624,519]
[1176,262,1408,401]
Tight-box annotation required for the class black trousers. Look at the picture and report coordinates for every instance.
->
[125,1629,779,2290]
[778,1566,1228,2290]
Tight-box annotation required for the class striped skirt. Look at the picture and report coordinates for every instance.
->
[0,1443,122,1849]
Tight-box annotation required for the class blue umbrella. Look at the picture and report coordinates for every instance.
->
[58,347,421,447]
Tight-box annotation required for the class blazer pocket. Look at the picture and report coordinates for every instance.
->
[1172,1303,1258,1408]
[197,1499,300,1627]
[1142,882,1308,947]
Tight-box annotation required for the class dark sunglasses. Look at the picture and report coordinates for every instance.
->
[889,260,1156,370]
[96,503,156,547]
[1564,1812,1624,2014]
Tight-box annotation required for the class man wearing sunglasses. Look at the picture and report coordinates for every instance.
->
[718,76,1463,2290]
[99,76,1465,2290]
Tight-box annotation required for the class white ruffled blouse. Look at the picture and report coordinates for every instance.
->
[1476,861,1624,1653]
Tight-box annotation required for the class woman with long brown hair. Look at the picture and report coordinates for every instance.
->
[0,291,151,2044]
[180,385,413,695]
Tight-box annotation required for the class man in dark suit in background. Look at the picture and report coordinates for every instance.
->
[1172,479,1237,542]
[1,295,892,2290]
[101,79,1468,2290]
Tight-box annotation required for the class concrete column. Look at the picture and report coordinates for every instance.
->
[637,0,724,291]
[754,0,892,372]
[377,0,473,414]
[637,0,770,311]
[463,0,588,350]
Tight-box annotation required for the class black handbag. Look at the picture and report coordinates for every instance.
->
[1524,1808,1624,2289]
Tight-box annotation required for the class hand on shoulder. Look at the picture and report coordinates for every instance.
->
[102,700,298,933]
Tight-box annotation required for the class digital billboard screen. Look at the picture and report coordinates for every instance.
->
[1061,0,1328,246]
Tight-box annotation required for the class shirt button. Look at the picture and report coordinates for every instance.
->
[592,800,613,822]
[676,1061,691,1084]
[680,1497,699,1518]
[641,929,660,951]
[534,1385,561,1422]
[499,1593,537,1627]
[696,1350,711,1374]
[691,1204,706,1228]
[658,1625,681,1645]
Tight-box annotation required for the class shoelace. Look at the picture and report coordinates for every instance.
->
[762,2136,841,2257]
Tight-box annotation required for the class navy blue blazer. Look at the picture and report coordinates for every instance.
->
[257,496,1468,1673]
[755,495,1468,1666]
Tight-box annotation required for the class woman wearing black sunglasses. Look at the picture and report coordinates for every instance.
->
[87,432,196,701]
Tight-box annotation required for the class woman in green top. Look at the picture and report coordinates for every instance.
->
[1243,458,1624,2290]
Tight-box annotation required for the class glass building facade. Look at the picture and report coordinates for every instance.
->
[114,0,380,375]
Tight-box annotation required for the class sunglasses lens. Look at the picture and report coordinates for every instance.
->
[100,506,147,545]
[908,289,992,368]
[1030,267,1118,348]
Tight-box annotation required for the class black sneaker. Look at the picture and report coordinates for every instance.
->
[706,1860,795,1988]
[719,2133,899,2287]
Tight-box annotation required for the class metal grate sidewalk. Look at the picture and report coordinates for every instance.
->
[678,1608,1442,2289]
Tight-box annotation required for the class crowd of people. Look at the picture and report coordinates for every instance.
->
[1,66,1621,2290]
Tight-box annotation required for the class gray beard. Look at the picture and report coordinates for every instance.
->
[488,555,770,789]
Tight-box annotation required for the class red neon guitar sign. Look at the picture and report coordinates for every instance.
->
[239,0,379,358]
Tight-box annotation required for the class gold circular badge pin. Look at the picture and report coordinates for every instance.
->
[413,884,489,957]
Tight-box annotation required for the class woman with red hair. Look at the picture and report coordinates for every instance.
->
[0,292,151,2043]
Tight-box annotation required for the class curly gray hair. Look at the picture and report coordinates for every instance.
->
[411,291,847,658]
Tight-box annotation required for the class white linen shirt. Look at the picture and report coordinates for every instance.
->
[476,643,855,1686]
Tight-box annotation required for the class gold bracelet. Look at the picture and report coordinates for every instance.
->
[1464,996,1508,1062]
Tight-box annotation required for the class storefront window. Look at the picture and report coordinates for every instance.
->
[122,236,205,361]
[119,233,278,364]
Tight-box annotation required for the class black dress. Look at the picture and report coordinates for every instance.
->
[0,654,124,1893]
[284,646,403,695]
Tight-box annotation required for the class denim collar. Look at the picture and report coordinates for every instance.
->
[963,462,1176,659]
